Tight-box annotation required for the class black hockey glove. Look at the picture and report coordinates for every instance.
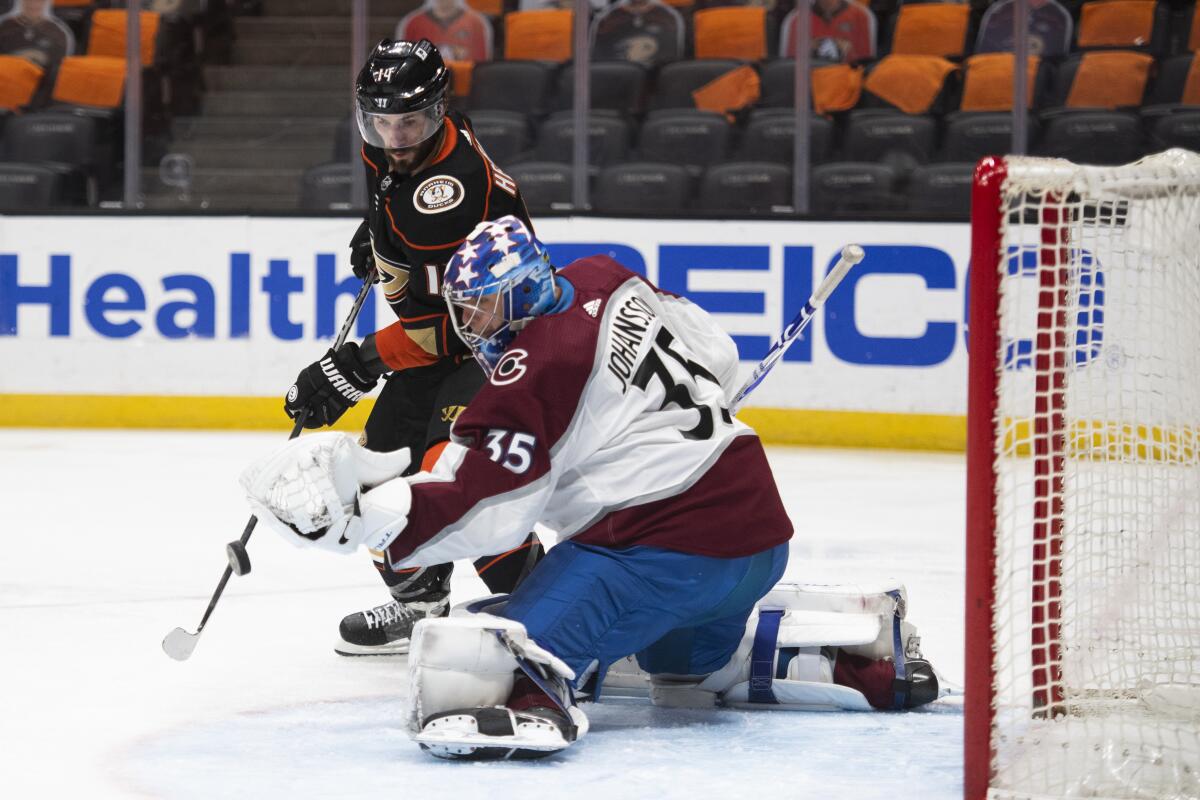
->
[349,219,377,283]
[285,342,379,429]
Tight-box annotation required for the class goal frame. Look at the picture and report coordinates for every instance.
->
[965,156,1072,800]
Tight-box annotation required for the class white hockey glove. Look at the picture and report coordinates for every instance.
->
[240,432,411,555]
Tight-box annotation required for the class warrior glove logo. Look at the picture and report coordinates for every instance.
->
[287,385,299,403]
[414,176,465,214]
[321,356,366,402]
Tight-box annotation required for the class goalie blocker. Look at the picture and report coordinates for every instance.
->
[407,583,948,760]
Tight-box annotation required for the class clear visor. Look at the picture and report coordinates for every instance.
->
[356,102,444,151]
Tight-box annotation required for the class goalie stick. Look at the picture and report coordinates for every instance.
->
[163,274,375,662]
[729,245,864,414]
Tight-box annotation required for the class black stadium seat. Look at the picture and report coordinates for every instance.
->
[906,163,974,217]
[506,161,578,213]
[636,110,732,170]
[1147,111,1200,154]
[941,111,1039,163]
[648,59,741,110]
[737,110,833,164]
[1034,110,1144,166]
[844,110,937,177]
[466,110,531,169]
[0,163,67,209]
[551,61,649,115]
[300,162,356,210]
[594,162,690,215]
[0,112,99,205]
[534,112,631,166]
[698,162,792,213]
[467,61,555,116]
[810,162,900,214]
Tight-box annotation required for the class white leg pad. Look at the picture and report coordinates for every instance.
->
[645,582,916,712]
[407,613,589,757]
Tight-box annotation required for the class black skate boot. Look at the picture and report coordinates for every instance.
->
[335,564,452,656]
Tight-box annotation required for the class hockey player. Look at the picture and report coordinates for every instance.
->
[244,217,947,759]
[281,39,544,656]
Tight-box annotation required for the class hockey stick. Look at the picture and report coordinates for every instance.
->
[729,245,864,415]
[163,275,375,661]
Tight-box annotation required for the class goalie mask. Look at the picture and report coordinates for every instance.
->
[355,38,449,152]
[443,216,557,375]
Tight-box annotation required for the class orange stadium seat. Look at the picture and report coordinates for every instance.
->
[466,0,503,16]
[960,53,1040,111]
[890,3,970,59]
[1190,6,1200,52]
[87,10,161,65]
[693,6,768,61]
[1063,51,1154,108]
[1076,1,1162,51]
[50,56,127,109]
[503,9,572,62]
[812,64,864,114]
[446,60,474,97]
[0,56,44,111]
[863,55,958,114]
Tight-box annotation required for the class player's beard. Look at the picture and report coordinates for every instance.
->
[385,129,442,175]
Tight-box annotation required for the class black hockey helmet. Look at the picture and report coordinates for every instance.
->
[355,39,450,150]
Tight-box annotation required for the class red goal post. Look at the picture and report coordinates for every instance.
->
[965,151,1200,800]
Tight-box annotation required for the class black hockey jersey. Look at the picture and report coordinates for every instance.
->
[361,110,532,369]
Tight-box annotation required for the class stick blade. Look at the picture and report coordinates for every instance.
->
[162,627,200,661]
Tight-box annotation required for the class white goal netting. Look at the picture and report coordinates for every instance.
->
[984,150,1200,800]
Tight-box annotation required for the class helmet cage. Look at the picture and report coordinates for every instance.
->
[443,218,556,375]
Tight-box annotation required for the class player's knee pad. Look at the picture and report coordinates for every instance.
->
[650,582,949,712]
[408,612,589,759]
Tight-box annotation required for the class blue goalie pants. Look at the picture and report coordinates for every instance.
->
[497,540,789,690]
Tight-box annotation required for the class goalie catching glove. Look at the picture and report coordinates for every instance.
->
[240,432,413,555]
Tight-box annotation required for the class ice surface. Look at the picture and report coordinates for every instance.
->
[0,430,965,799]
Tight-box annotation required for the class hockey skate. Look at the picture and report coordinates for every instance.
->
[335,597,449,656]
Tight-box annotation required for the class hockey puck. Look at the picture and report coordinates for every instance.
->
[226,541,252,576]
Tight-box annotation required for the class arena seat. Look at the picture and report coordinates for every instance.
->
[503,9,572,62]
[467,60,554,115]
[888,3,971,58]
[959,53,1043,112]
[0,163,68,209]
[1035,110,1144,165]
[636,109,732,170]
[0,111,99,205]
[810,162,901,213]
[467,110,531,168]
[87,9,162,65]
[505,161,577,213]
[648,59,741,110]
[534,112,631,167]
[1075,0,1167,54]
[861,55,958,115]
[0,56,44,112]
[1046,51,1154,109]
[844,110,937,177]
[906,163,974,217]
[593,162,690,215]
[736,110,834,164]
[550,61,649,115]
[49,56,126,110]
[1146,110,1200,151]
[941,111,1039,162]
[697,162,792,213]
[692,6,769,61]
[1143,53,1195,107]
[299,162,356,210]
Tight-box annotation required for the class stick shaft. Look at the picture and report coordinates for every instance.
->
[183,276,375,639]
[730,245,863,414]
